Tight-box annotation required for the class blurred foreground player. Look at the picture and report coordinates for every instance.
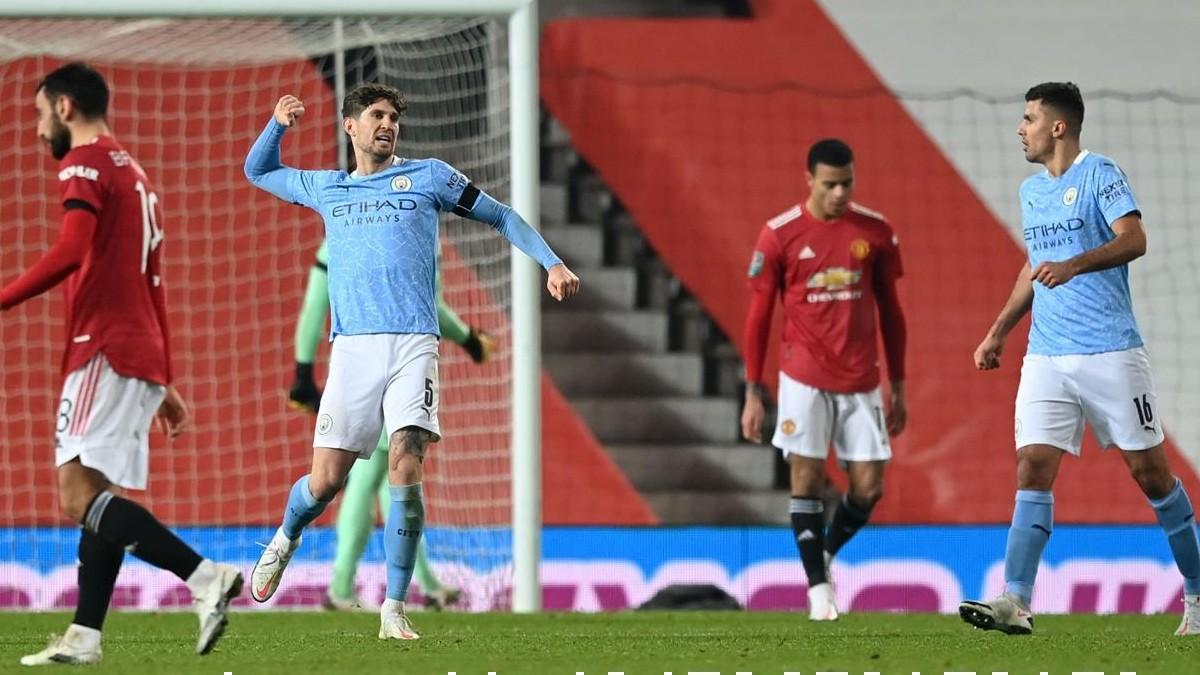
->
[1,62,242,666]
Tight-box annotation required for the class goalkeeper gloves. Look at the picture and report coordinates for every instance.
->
[287,362,322,413]
[462,327,495,364]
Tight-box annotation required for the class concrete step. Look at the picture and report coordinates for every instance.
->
[570,396,739,444]
[542,310,667,353]
[544,352,702,396]
[541,223,604,268]
[608,443,776,491]
[542,266,635,311]
[570,171,611,224]
[542,144,576,184]
[540,183,568,225]
[644,489,790,525]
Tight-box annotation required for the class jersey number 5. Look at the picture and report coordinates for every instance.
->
[134,181,163,276]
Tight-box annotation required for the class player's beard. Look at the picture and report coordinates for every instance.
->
[360,137,394,164]
[46,115,72,160]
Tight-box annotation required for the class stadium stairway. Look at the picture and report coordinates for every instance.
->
[538,115,788,524]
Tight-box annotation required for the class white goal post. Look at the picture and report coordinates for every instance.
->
[0,0,543,613]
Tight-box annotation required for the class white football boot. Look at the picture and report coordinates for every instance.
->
[379,601,420,640]
[1175,594,1200,636]
[20,625,102,666]
[250,528,300,603]
[189,560,244,655]
[959,592,1034,635]
[807,582,840,621]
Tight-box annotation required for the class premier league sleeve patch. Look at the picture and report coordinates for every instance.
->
[748,251,765,278]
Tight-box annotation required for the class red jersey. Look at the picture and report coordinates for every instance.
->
[747,202,903,393]
[49,137,170,384]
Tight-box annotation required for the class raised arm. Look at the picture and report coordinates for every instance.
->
[975,261,1034,370]
[244,95,320,208]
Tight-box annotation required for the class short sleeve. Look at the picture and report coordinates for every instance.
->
[57,160,105,212]
[747,225,783,294]
[1091,160,1140,227]
[428,159,472,212]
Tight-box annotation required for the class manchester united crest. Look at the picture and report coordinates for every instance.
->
[850,239,870,260]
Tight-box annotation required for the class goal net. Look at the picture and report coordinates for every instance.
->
[0,16,515,611]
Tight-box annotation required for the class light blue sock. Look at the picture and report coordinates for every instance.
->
[1004,489,1053,605]
[281,475,329,540]
[1150,478,1200,596]
[385,483,425,602]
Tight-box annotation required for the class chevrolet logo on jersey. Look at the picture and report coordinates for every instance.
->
[806,267,861,291]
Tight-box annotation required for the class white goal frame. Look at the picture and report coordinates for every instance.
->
[0,0,543,613]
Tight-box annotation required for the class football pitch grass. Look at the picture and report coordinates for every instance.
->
[0,612,1195,674]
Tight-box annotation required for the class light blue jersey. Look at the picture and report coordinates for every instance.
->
[245,119,562,338]
[1021,150,1143,356]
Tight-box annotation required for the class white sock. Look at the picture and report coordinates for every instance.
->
[185,559,216,596]
[380,598,405,617]
[65,624,101,647]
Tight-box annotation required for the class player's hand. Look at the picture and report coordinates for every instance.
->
[741,389,766,443]
[274,95,306,127]
[1031,260,1077,289]
[546,264,581,301]
[462,327,495,364]
[154,385,192,439]
[886,384,908,436]
[974,333,1005,370]
[288,370,322,414]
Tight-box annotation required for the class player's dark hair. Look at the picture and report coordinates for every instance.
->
[1025,82,1085,136]
[807,138,854,173]
[37,62,109,120]
[341,82,408,120]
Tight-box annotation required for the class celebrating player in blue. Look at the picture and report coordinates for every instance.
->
[960,82,1200,636]
[244,84,580,640]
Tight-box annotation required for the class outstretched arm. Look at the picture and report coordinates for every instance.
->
[463,190,580,300]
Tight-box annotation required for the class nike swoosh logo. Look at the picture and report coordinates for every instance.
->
[254,570,280,600]
[1032,524,1051,536]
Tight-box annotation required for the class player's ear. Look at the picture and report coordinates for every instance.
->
[55,95,73,122]
[342,116,354,137]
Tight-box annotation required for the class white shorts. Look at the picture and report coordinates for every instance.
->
[1015,346,1165,454]
[55,354,166,490]
[771,372,891,464]
[315,333,441,456]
